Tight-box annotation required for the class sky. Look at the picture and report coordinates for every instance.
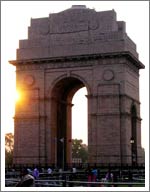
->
[1,1,149,149]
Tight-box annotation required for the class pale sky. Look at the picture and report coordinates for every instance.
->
[1,1,149,149]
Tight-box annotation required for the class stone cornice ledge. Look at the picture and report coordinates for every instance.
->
[9,51,145,69]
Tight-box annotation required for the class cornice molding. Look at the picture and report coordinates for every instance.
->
[9,51,144,69]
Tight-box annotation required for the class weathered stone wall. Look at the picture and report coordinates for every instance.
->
[17,6,138,60]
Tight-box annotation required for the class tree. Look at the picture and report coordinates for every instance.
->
[5,133,14,165]
[72,139,88,163]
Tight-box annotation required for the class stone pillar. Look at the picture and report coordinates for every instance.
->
[13,88,41,165]
[98,84,121,164]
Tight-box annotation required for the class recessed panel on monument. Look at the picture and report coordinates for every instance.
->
[10,5,144,166]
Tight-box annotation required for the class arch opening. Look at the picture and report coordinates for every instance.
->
[72,87,88,144]
[50,77,88,168]
[72,87,88,164]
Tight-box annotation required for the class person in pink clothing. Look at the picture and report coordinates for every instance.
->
[87,167,92,186]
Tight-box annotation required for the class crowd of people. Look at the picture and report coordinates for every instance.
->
[86,167,118,186]
[12,166,133,187]
[15,167,52,187]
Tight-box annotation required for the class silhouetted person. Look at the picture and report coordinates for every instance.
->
[68,174,73,187]
[62,174,66,187]
[92,167,98,182]
[87,167,93,186]
[128,170,133,181]
[105,171,112,182]
[33,167,39,179]
[47,167,52,174]
[112,171,118,187]
[128,170,133,187]
[16,168,35,187]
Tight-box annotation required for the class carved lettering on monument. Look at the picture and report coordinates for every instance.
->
[49,11,99,34]
[61,20,88,33]
[51,31,89,45]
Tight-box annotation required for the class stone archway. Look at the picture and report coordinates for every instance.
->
[49,76,88,168]
[10,5,145,166]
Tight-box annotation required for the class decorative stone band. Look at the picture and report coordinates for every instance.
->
[9,51,145,69]
[13,115,47,119]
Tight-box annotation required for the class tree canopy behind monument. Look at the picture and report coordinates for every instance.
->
[72,139,88,163]
[5,133,14,165]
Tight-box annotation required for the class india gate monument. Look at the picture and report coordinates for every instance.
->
[10,5,145,167]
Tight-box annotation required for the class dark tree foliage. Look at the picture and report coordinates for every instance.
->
[72,139,88,163]
[5,133,14,165]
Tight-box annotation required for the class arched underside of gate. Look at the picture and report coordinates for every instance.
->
[49,76,89,167]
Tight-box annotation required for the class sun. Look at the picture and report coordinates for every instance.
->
[15,90,21,102]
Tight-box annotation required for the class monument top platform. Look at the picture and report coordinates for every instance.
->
[71,5,87,9]
[11,5,144,69]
